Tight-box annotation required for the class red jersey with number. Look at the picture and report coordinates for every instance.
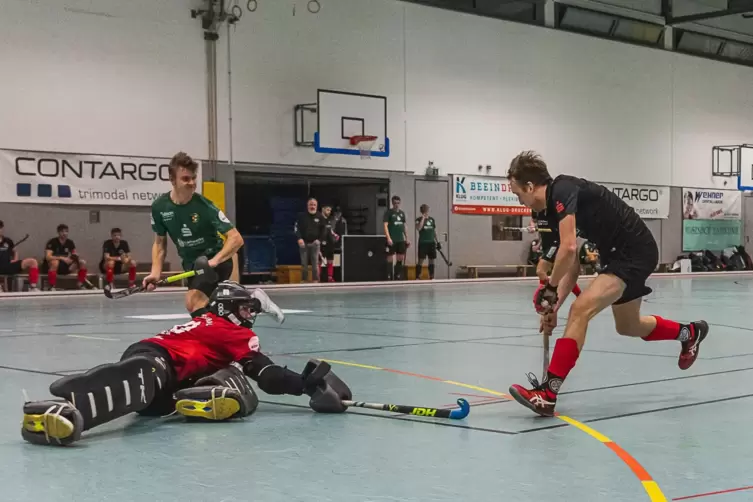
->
[142,313,260,381]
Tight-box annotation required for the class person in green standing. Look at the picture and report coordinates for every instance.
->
[144,152,244,316]
[415,204,439,280]
[383,195,409,280]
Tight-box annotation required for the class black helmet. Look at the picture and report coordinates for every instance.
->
[209,281,261,329]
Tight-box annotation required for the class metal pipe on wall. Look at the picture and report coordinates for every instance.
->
[227,22,234,165]
[205,30,219,180]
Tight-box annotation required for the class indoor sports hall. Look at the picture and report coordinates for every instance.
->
[3,0,753,501]
[0,275,752,501]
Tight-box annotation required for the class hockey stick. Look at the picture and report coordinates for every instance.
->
[103,270,196,299]
[543,328,550,376]
[13,234,30,247]
[500,226,552,233]
[436,244,452,267]
[343,397,470,420]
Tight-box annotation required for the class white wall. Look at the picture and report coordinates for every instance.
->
[218,0,406,171]
[0,0,206,159]
[2,0,753,188]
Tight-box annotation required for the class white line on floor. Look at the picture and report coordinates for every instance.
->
[66,334,121,341]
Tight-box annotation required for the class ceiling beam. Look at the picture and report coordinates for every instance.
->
[668,0,753,25]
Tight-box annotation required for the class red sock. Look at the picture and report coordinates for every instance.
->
[48,270,57,287]
[643,316,690,341]
[545,338,580,397]
[29,267,39,285]
[327,262,334,278]
[106,267,115,284]
[77,268,87,284]
[572,284,582,296]
[128,265,137,284]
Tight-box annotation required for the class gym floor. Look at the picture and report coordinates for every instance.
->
[1,275,751,501]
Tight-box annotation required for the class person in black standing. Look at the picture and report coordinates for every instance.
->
[43,224,89,291]
[294,198,326,283]
[0,221,39,291]
[319,205,337,283]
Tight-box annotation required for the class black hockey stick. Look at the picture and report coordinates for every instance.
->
[103,270,196,299]
[437,247,452,267]
[342,398,470,420]
[14,234,29,247]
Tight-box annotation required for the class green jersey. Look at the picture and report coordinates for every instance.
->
[383,208,407,243]
[150,192,234,269]
[416,216,436,243]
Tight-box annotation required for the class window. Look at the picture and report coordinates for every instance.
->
[559,6,614,35]
[492,215,523,241]
[612,18,663,44]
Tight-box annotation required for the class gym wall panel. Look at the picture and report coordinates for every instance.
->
[0,0,206,159]
[405,4,673,185]
[671,55,753,189]
[221,0,407,171]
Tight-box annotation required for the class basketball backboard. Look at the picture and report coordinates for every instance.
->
[312,89,389,157]
[738,144,753,191]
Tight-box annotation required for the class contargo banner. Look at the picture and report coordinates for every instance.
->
[600,183,670,219]
[451,174,529,215]
[0,149,202,206]
[681,188,741,220]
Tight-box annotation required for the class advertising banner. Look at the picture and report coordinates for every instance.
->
[451,174,529,215]
[683,219,742,251]
[0,149,202,206]
[600,183,670,219]
[681,188,741,220]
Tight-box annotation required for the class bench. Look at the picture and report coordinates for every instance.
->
[459,264,536,278]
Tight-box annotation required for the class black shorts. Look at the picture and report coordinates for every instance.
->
[42,258,73,275]
[99,261,125,275]
[120,342,181,416]
[386,241,407,256]
[321,241,335,260]
[0,260,22,275]
[598,235,659,305]
[417,242,437,260]
[186,258,233,297]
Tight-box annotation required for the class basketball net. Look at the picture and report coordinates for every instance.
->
[350,135,378,159]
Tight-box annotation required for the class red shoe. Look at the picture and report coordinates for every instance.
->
[679,320,708,370]
[509,373,557,417]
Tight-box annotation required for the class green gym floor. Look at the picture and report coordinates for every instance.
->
[1,275,751,501]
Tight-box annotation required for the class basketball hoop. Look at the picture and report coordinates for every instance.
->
[350,135,378,159]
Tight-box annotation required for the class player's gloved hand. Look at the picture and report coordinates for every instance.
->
[193,256,219,284]
[533,281,559,314]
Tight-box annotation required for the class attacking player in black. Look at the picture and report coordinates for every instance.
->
[320,204,338,282]
[21,281,353,446]
[42,224,89,290]
[506,151,709,417]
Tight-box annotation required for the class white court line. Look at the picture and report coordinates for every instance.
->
[125,309,312,320]
[66,334,121,342]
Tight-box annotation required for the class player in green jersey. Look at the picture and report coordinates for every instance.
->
[383,195,409,280]
[145,152,244,316]
[415,204,439,280]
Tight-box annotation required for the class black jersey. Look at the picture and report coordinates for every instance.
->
[0,237,15,264]
[531,210,559,262]
[102,239,130,258]
[46,238,76,257]
[545,175,650,251]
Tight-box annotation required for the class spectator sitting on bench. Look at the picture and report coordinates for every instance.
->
[100,227,137,288]
[43,224,88,291]
[0,220,39,291]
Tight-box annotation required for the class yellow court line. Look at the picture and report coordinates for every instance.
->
[320,357,667,502]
